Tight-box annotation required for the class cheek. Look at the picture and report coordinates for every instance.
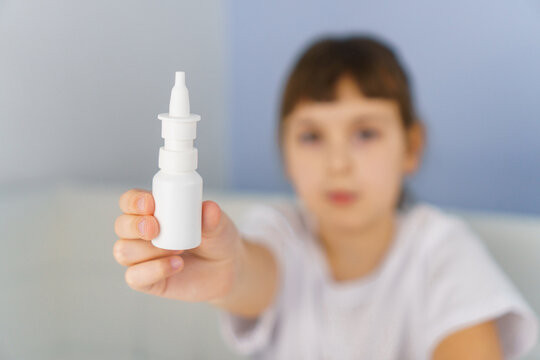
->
[286,147,324,193]
[354,136,404,191]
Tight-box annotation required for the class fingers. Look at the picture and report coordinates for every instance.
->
[113,238,184,266]
[116,188,185,296]
[114,214,159,240]
[124,255,184,292]
[118,188,155,215]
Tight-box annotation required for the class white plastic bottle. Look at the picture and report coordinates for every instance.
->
[151,71,202,250]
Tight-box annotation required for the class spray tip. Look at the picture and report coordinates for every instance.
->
[169,71,190,117]
[175,71,186,87]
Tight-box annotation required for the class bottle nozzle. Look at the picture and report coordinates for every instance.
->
[175,71,185,86]
[169,71,190,117]
[158,71,201,173]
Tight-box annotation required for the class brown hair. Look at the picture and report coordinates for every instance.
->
[276,34,421,210]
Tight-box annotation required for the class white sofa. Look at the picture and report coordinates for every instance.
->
[1,183,538,359]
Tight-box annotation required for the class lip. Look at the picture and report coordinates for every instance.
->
[327,190,358,205]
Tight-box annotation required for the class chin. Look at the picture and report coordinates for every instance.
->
[335,214,368,228]
[320,207,369,230]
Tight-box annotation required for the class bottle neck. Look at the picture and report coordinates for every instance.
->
[158,146,198,172]
[164,139,193,151]
[157,114,201,173]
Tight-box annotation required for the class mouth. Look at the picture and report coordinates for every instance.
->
[326,190,358,205]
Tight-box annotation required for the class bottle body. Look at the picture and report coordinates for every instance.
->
[151,169,202,250]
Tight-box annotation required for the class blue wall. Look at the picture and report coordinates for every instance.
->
[225,0,540,215]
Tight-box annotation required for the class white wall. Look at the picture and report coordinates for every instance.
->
[0,0,230,190]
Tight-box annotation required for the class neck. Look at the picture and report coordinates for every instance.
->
[317,211,397,282]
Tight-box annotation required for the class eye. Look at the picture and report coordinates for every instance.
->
[355,129,379,141]
[298,131,320,143]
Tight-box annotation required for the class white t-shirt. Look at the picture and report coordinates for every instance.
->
[216,199,538,360]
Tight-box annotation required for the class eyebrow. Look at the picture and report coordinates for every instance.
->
[295,113,388,127]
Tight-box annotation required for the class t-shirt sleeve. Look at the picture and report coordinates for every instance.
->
[215,203,294,357]
[423,218,539,359]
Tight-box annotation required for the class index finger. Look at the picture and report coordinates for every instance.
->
[119,188,155,215]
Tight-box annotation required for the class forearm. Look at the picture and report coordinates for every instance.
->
[208,237,278,318]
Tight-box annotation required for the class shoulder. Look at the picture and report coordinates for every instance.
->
[404,201,464,234]
[401,201,480,256]
[404,201,509,291]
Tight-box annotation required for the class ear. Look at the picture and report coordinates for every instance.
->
[402,120,425,175]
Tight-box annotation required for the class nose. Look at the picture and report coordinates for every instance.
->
[326,143,352,175]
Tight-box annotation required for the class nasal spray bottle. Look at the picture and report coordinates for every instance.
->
[151,71,202,250]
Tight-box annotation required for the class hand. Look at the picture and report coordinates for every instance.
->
[113,188,245,302]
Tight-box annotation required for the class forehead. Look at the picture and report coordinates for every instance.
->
[288,96,400,129]
[287,74,400,128]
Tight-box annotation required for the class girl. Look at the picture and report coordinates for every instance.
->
[113,35,538,359]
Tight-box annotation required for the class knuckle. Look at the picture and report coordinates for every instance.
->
[119,189,134,210]
[124,268,137,289]
[112,240,128,265]
[114,216,123,236]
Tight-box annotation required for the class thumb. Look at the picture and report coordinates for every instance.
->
[201,200,223,237]
[191,200,238,260]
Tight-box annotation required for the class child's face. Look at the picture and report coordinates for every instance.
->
[282,75,423,231]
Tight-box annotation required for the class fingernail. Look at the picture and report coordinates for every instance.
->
[170,256,182,269]
[137,196,145,211]
[138,219,146,235]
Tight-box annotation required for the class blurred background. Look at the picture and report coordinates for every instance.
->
[2,0,540,214]
[1,0,540,359]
